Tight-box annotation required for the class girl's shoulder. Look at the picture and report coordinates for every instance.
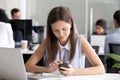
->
[76,34,84,40]
[75,34,84,44]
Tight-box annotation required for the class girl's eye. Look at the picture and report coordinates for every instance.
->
[54,30,59,32]
[63,28,68,31]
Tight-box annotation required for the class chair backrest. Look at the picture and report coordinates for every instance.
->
[13,30,23,42]
[109,43,120,55]
[92,46,99,54]
[106,43,120,73]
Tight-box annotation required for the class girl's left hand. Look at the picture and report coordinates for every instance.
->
[59,64,75,76]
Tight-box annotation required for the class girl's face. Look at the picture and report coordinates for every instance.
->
[51,20,71,45]
[96,25,105,35]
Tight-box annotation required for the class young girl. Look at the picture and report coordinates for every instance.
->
[25,6,105,76]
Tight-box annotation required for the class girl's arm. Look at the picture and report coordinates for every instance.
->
[25,40,47,73]
[25,40,58,73]
[74,36,105,75]
[60,36,105,76]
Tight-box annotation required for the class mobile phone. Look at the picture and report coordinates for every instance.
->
[58,63,69,71]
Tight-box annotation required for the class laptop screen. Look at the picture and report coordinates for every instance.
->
[0,48,27,80]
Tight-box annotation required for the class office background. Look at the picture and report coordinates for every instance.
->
[0,0,120,39]
[1,0,120,74]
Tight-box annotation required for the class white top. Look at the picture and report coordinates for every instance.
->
[0,22,15,48]
[44,35,85,68]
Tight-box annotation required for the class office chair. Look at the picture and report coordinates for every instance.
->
[109,43,120,54]
[13,30,23,48]
[92,46,99,54]
[14,30,23,42]
[106,43,120,73]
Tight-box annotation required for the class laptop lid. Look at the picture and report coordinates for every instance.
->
[0,48,27,80]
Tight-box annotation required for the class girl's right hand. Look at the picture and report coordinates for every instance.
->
[46,61,62,73]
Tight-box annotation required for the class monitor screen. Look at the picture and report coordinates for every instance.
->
[90,35,106,54]
[10,19,32,47]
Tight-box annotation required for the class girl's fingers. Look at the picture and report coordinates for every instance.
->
[57,60,62,64]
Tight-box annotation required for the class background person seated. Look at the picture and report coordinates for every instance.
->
[11,8,23,47]
[93,19,107,35]
[10,8,37,48]
[104,10,120,54]
[104,10,120,73]
[11,8,21,20]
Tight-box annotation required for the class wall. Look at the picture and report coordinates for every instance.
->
[1,0,120,39]
[26,0,120,38]
[26,0,86,35]
[0,0,26,19]
[88,0,120,34]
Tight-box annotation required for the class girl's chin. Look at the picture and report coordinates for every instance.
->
[59,39,67,44]
[59,39,65,42]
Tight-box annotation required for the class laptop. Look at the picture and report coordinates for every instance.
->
[0,48,27,80]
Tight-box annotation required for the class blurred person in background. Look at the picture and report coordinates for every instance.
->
[104,10,120,54]
[11,8,37,47]
[93,19,107,35]
[0,8,15,48]
[11,8,21,19]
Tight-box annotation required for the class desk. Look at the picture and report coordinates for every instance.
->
[21,44,40,54]
[27,73,120,80]
[21,45,36,64]
[21,44,43,66]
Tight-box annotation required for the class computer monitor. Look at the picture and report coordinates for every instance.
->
[32,26,44,43]
[90,35,106,54]
[10,19,32,47]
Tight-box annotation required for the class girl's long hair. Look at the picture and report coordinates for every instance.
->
[46,6,76,63]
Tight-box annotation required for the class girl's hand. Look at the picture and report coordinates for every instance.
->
[59,64,75,76]
[46,61,62,73]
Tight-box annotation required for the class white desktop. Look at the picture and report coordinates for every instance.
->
[27,72,120,80]
[21,44,39,54]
